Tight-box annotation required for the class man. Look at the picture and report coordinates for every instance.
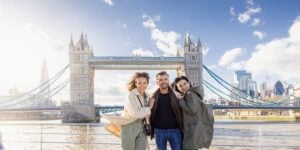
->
[150,71,183,150]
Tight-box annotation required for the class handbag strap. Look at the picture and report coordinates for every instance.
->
[136,95,148,124]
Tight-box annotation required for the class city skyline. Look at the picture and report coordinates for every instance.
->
[0,0,300,104]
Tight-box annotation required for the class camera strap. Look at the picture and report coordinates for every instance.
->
[136,95,148,124]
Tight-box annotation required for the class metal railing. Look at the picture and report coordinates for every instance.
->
[1,123,300,150]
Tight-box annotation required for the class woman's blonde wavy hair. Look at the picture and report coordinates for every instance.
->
[127,72,150,91]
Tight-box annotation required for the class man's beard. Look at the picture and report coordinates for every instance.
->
[160,83,168,89]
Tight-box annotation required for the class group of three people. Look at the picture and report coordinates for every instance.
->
[112,71,213,150]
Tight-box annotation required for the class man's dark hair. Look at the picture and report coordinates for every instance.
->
[156,71,169,79]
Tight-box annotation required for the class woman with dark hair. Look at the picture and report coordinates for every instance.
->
[173,76,214,150]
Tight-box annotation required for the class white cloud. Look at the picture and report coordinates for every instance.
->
[93,72,130,104]
[248,7,261,14]
[151,29,181,56]
[238,7,261,24]
[252,18,261,26]
[142,14,160,29]
[229,7,235,16]
[202,46,210,56]
[218,48,244,66]
[232,0,262,25]
[246,0,255,5]
[245,18,300,81]
[253,30,266,40]
[142,14,181,56]
[122,24,127,28]
[238,13,251,24]
[102,0,114,6]
[143,18,156,29]
[131,48,154,56]
[289,17,300,43]
[227,61,246,70]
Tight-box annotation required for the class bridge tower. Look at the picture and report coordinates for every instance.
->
[183,34,203,88]
[62,33,96,123]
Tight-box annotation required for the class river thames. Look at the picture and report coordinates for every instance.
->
[0,120,300,150]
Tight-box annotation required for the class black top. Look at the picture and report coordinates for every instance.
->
[153,93,179,129]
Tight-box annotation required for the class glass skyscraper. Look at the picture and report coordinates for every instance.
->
[233,70,258,99]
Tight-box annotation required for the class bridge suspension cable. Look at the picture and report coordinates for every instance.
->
[203,64,299,106]
[47,79,69,100]
[0,65,69,105]
[203,79,263,105]
[0,65,69,106]
[203,65,280,104]
[0,79,69,108]
[203,80,231,103]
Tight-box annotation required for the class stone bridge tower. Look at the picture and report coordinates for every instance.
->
[177,34,203,88]
[62,33,96,123]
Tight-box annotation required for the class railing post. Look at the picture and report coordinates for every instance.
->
[258,126,262,150]
[87,124,90,150]
[40,125,43,150]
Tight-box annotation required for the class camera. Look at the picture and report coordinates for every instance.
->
[143,124,151,136]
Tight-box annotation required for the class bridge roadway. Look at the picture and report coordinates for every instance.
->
[88,56,185,70]
[0,105,300,113]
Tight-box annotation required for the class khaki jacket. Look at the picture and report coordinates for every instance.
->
[178,86,214,149]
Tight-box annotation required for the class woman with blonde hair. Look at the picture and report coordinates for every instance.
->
[121,72,155,150]
[105,72,154,150]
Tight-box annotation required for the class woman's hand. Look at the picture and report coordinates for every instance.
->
[174,91,184,99]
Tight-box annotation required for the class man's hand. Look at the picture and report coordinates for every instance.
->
[149,98,155,109]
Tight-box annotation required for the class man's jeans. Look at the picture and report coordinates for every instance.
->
[154,128,182,150]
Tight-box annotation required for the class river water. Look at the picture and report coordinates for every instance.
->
[0,120,300,150]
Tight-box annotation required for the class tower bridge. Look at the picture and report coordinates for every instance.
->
[1,33,300,122]
[63,33,203,123]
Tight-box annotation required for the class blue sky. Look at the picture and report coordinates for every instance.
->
[1,0,300,104]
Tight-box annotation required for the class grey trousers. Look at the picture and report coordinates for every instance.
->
[121,120,147,150]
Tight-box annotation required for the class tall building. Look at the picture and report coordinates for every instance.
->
[235,70,252,81]
[38,59,56,107]
[283,81,294,96]
[232,70,258,104]
[39,59,50,99]
[259,81,272,99]
[294,84,300,98]
[274,80,284,96]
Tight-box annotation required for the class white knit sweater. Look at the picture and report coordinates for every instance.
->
[104,88,151,126]
[122,88,151,120]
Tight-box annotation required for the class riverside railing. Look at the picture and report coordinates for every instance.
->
[0,123,300,150]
